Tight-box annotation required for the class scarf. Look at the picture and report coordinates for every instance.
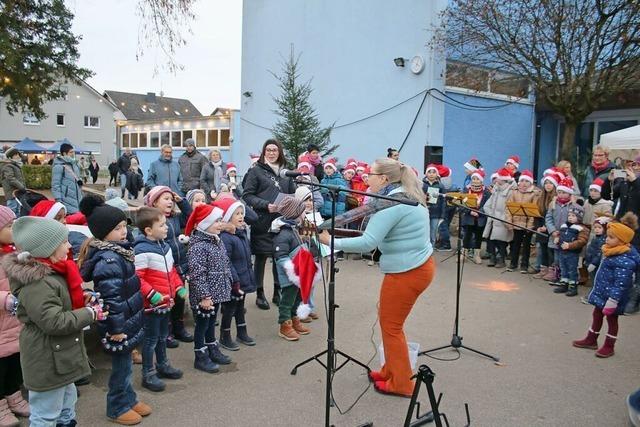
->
[37,258,85,309]
[591,159,609,174]
[587,196,601,205]
[266,161,281,175]
[602,243,630,258]
[556,194,571,205]
[307,153,322,166]
[469,182,484,193]
[1,244,15,254]
[89,239,135,263]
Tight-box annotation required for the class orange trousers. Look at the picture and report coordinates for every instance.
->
[379,257,435,395]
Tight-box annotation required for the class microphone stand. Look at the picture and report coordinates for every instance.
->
[289,180,418,427]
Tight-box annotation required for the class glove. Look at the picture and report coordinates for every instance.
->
[176,287,188,299]
[149,292,163,306]
[587,264,596,273]
[602,298,618,316]
[231,282,245,297]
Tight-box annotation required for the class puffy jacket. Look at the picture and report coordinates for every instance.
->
[166,198,192,277]
[80,241,143,354]
[179,150,208,192]
[460,189,491,227]
[133,235,184,308]
[51,156,83,214]
[558,222,590,252]
[3,253,93,392]
[147,156,183,196]
[0,253,21,358]
[482,182,515,242]
[422,179,445,219]
[187,230,232,306]
[220,228,257,293]
[319,173,347,217]
[505,186,541,230]
[545,197,572,249]
[0,160,25,200]
[584,234,606,268]
[588,246,640,314]
[200,161,228,202]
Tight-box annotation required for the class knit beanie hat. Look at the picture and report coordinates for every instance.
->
[568,204,584,222]
[80,195,127,240]
[105,188,120,201]
[212,198,244,223]
[0,205,16,229]
[30,200,66,219]
[105,197,129,212]
[277,195,306,220]
[186,189,205,206]
[13,216,68,258]
[4,147,20,159]
[183,204,224,239]
[144,185,172,207]
[294,186,313,202]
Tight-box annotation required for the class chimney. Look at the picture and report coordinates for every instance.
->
[145,92,157,103]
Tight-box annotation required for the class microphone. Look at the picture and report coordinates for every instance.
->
[279,169,309,178]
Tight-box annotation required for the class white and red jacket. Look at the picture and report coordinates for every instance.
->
[133,235,184,308]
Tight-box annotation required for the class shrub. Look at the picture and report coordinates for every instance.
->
[22,165,52,189]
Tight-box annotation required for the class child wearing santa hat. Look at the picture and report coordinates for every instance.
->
[223,162,243,198]
[505,155,521,181]
[436,165,458,252]
[214,198,257,350]
[505,170,540,273]
[583,178,613,229]
[320,159,347,218]
[482,168,515,268]
[422,164,445,245]
[350,162,369,207]
[461,169,490,264]
[533,171,559,278]
[463,158,483,190]
[543,177,575,284]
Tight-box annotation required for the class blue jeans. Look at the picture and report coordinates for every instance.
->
[534,240,551,269]
[429,218,440,245]
[107,352,137,419]
[6,198,20,217]
[559,250,579,282]
[193,304,218,349]
[119,173,127,195]
[438,207,455,247]
[142,312,169,374]
[29,383,77,427]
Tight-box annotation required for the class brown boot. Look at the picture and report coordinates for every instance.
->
[279,320,300,341]
[110,409,142,425]
[292,317,310,335]
[131,401,152,417]
[0,399,19,427]
[5,391,29,417]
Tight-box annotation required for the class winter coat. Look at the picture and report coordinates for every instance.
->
[51,156,83,214]
[147,156,183,196]
[133,235,185,309]
[242,161,296,254]
[108,162,119,177]
[272,219,304,288]
[558,222,589,253]
[3,254,93,392]
[319,173,347,217]
[200,161,228,202]
[166,199,192,277]
[125,169,144,198]
[80,241,143,354]
[422,179,445,219]
[88,161,99,180]
[187,230,232,306]
[0,254,21,358]
[583,197,613,227]
[179,150,208,193]
[461,189,491,227]
[220,228,257,293]
[613,178,640,219]
[588,246,640,314]
[544,198,572,249]
[0,160,25,200]
[582,162,615,199]
[482,183,514,242]
[117,153,136,175]
[505,186,541,230]
[584,234,606,268]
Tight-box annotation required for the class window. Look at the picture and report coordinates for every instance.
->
[22,112,40,125]
[130,133,138,148]
[160,131,170,147]
[56,114,65,127]
[182,130,192,144]
[171,131,181,147]
[122,134,130,148]
[150,132,160,148]
[220,129,230,147]
[84,116,100,128]
[196,129,206,147]
[207,129,218,147]
[139,133,148,148]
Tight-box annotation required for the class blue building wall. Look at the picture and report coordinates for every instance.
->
[443,90,535,188]
[535,112,559,178]
[236,0,447,175]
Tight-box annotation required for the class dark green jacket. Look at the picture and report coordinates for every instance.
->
[2,253,94,392]
[0,160,25,200]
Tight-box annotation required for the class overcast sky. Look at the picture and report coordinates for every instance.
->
[66,0,242,115]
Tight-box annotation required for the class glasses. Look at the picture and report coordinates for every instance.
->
[265,148,279,153]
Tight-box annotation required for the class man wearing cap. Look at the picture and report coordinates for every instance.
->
[178,138,207,193]
[0,147,26,216]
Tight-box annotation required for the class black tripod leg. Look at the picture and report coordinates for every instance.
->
[404,372,424,426]
[418,344,453,356]
[290,349,328,375]
[459,344,500,362]
[334,349,371,374]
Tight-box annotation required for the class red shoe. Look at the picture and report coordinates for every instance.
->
[367,370,386,383]
[572,330,599,349]
[595,335,616,358]
[373,380,412,398]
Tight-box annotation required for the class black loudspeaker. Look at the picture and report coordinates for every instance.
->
[424,146,443,170]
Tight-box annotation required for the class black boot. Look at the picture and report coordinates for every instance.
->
[156,362,183,379]
[487,254,496,267]
[272,283,281,306]
[207,341,232,365]
[237,324,256,346]
[173,320,194,343]
[565,282,578,297]
[194,348,219,373]
[255,288,270,310]
[220,328,240,351]
[494,256,505,269]
[142,371,166,392]
[165,335,179,348]
[554,282,569,293]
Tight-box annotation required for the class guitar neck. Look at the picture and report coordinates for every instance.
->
[331,228,363,237]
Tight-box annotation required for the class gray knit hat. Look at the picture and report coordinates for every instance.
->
[186,189,205,206]
[13,216,68,258]
[277,195,306,220]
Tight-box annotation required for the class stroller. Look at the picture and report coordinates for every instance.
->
[13,189,48,217]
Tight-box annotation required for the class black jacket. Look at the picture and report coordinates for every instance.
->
[125,169,144,198]
[117,153,136,175]
[220,228,257,293]
[613,178,640,219]
[242,162,296,254]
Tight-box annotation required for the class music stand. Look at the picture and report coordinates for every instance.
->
[440,193,478,264]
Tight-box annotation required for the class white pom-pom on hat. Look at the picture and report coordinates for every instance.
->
[178,234,190,244]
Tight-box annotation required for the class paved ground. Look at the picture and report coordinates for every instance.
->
[12,249,628,427]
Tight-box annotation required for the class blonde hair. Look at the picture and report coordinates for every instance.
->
[593,144,610,156]
[556,160,571,171]
[372,158,426,205]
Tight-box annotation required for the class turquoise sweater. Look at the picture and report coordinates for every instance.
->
[334,188,432,273]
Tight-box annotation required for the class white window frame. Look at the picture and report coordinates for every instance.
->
[84,115,100,129]
[23,112,40,126]
[119,128,232,150]
[56,113,65,127]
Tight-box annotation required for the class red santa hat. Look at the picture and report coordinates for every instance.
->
[425,163,440,176]
[346,158,358,168]
[490,171,499,181]
[590,177,604,193]
[541,173,560,187]
[518,170,534,183]
[65,212,87,225]
[362,166,371,179]
[226,162,237,174]
[437,165,451,178]
[297,155,312,172]
[30,199,66,219]
[182,204,224,242]
[343,164,356,175]
[212,197,245,223]
[471,169,486,182]
[282,246,322,320]
[505,155,520,169]
[323,158,338,171]
[356,161,368,172]
[496,168,513,181]
[557,177,574,194]
[552,167,566,181]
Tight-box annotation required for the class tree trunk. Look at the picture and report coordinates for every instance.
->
[559,121,578,162]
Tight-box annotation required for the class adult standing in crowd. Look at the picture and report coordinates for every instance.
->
[178,138,207,194]
[582,144,616,199]
[319,158,434,397]
[556,160,581,198]
[200,149,227,202]
[88,155,100,184]
[0,147,26,216]
[387,148,400,161]
[242,139,296,310]
[300,143,324,182]
[78,156,89,184]
[612,157,640,219]
[117,148,136,198]
[51,143,83,214]
[108,160,119,187]
[147,144,183,195]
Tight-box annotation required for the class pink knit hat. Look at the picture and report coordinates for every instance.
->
[144,186,173,207]
[0,205,16,229]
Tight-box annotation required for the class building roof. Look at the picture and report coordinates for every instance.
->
[104,90,202,121]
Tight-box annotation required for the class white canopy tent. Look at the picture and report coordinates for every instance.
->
[599,125,640,162]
